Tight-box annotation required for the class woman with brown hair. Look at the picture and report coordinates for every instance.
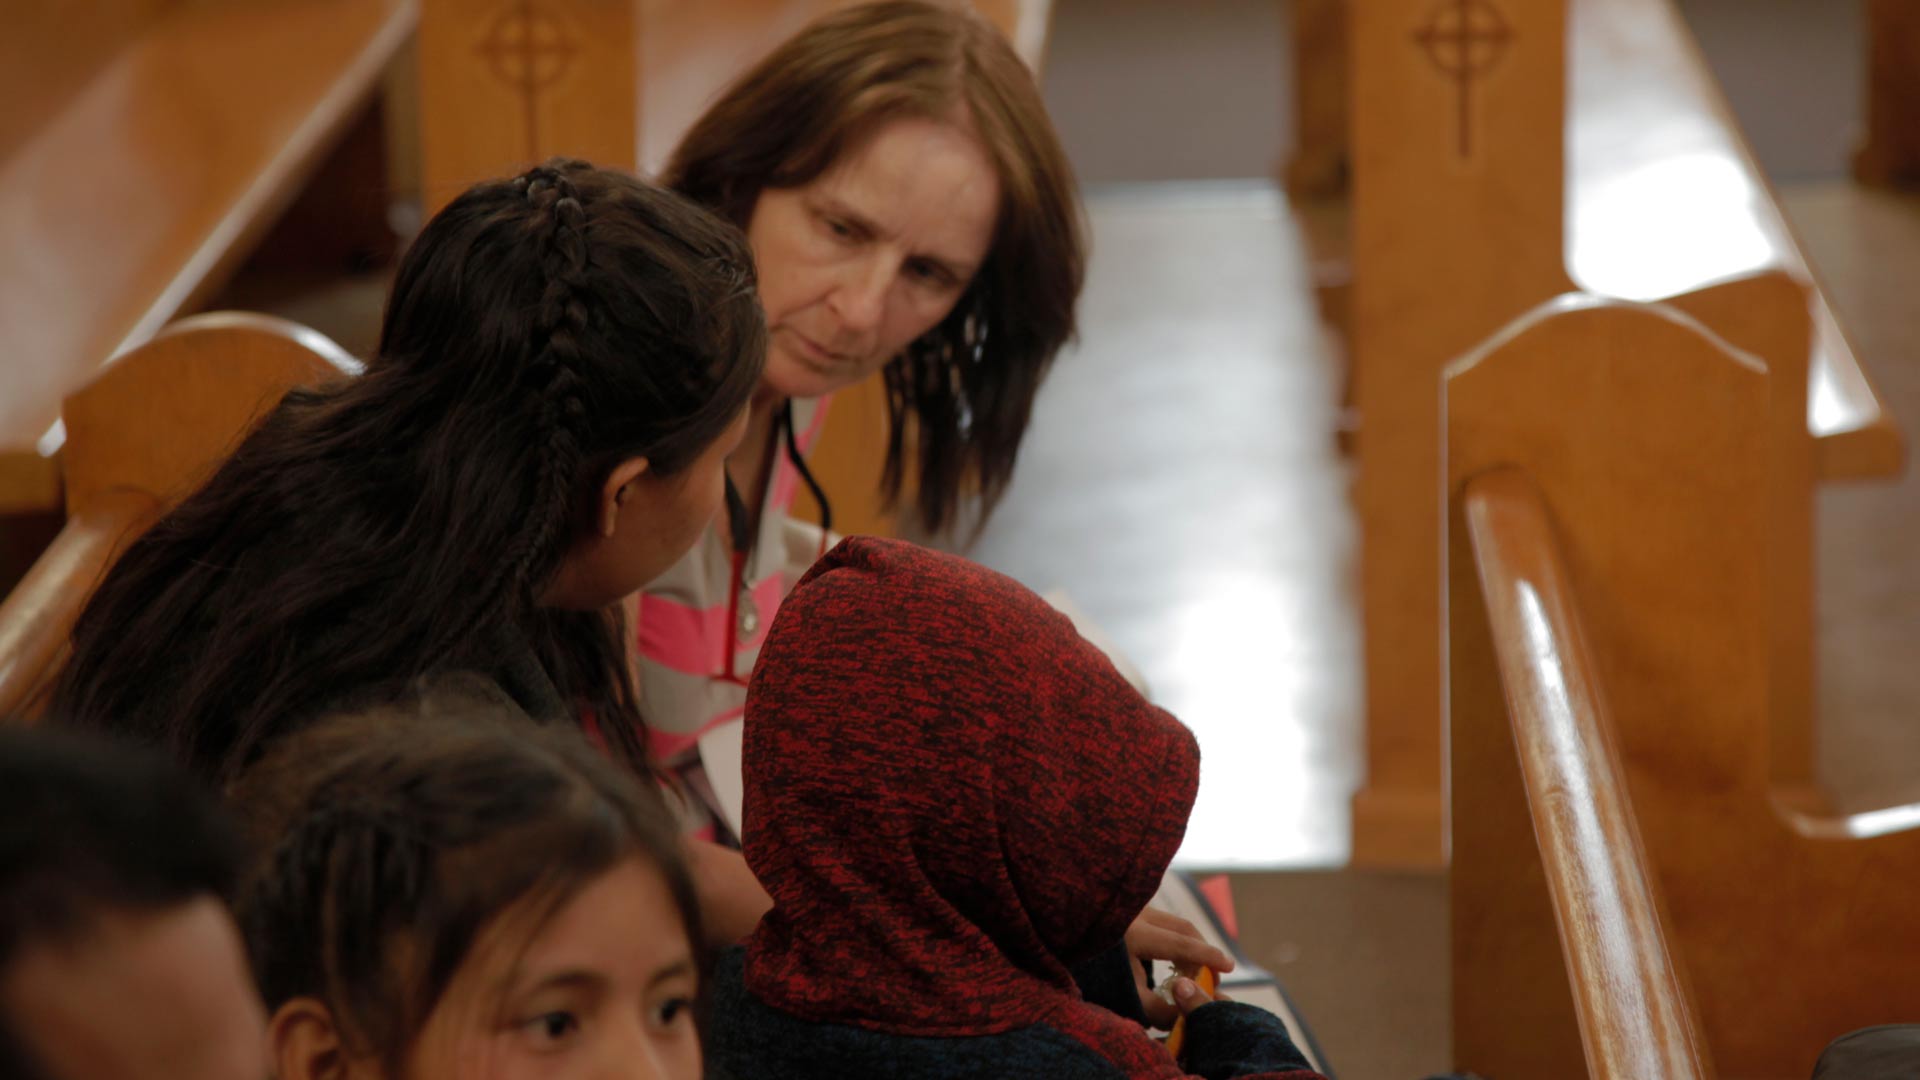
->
[637,0,1087,842]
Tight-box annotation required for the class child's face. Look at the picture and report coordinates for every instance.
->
[405,858,702,1080]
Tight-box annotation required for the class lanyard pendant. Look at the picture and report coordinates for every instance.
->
[737,584,759,639]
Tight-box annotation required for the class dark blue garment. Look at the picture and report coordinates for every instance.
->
[704,947,1323,1080]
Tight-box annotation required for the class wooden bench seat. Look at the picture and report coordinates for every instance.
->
[0,0,416,514]
[1300,0,1901,479]
[1447,284,1920,1078]
[1343,0,1905,866]
[1566,0,1903,481]
[0,313,358,720]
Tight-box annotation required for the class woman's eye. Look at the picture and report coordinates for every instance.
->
[906,260,950,287]
[821,216,855,240]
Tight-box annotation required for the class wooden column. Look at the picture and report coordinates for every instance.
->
[418,0,638,215]
[1350,0,1573,865]
[1854,0,1920,188]
[1282,0,1348,200]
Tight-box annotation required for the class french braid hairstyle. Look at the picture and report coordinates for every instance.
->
[666,0,1086,534]
[51,159,765,783]
[230,683,702,1074]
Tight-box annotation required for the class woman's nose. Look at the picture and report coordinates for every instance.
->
[827,257,891,333]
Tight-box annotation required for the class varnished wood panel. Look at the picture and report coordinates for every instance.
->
[1461,469,1712,1080]
[1565,0,1902,482]
[1448,285,1770,1078]
[1350,0,1571,866]
[1853,0,1920,189]
[0,0,174,159]
[1449,279,1920,1078]
[0,489,158,721]
[0,0,416,509]
[1347,0,1903,867]
[1282,0,1346,200]
[0,313,358,722]
[418,0,637,214]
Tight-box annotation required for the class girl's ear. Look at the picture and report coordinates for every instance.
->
[269,997,363,1080]
[598,457,652,537]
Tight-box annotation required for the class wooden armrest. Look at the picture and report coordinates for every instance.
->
[0,488,160,721]
[1462,468,1712,1080]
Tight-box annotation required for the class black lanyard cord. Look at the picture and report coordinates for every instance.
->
[780,400,832,538]
[723,401,833,562]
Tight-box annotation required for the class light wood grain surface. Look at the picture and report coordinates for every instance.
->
[1346,0,1903,867]
[1462,468,1712,1080]
[0,0,415,510]
[0,313,358,721]
[1448,282,1920,1078]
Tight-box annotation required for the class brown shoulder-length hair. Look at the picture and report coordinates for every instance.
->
[665,0,1087,535]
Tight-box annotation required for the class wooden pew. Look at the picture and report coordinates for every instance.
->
[0,0,416,515]
[1447,282,1920,1078]
[417,0,1055,539]
[1459,467,1712,1080]
[0,314,359,720]
[1348,0,1904,865]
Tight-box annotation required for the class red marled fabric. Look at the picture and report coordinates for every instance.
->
[741,537,1199,1038]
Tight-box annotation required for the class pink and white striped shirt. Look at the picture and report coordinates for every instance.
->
[633,395,831,841]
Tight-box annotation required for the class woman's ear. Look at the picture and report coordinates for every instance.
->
[269,997,358,1080]
[598,457,652,538]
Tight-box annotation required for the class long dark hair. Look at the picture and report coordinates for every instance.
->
[665,0,1086,534]
[231,685,703,1073]
[50,160,765,782]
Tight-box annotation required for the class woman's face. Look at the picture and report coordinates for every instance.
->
[405,858,702,1080]
[745,115,1002,401]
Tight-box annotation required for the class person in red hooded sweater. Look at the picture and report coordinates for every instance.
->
[703,537,1326,1080]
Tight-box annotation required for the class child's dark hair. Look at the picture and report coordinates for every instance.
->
[0,726,241,963]
[51,159,765,782]
[230,681,703,1072]
[0,727,244,1080]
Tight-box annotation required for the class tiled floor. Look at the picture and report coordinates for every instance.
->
[947,182,1363,869]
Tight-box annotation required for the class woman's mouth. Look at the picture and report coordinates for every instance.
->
[786,330,845,372]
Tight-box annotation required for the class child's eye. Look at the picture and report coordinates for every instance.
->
[650,997,695,1029]
[523,1011,580,1043]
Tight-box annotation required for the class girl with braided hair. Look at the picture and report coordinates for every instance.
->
[232,683,706,1080]
[50,159,761,792]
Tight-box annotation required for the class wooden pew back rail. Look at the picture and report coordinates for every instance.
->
[0,313,358,721]
[0,0,416,514]
[1449,282,1920,1078]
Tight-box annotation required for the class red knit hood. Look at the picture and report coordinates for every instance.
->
[740,538,1199,1036]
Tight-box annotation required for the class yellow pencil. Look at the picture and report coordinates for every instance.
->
[1163,966,1218,1062]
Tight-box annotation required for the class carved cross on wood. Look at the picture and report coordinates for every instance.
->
[1413,0,1514,159]
[477,0,580,160]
